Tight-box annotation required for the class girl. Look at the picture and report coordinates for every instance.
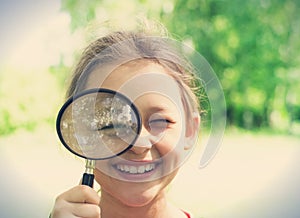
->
[50,28,201,218]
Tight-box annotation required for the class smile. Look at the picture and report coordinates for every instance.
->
[115,163,155,174]
[111,159,162,181]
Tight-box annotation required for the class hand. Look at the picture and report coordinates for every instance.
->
[50,185,101,218]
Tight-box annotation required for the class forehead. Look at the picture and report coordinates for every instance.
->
[85,61,183,105]
[86,61,168,87]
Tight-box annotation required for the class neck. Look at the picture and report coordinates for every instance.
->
[100,189,173,218]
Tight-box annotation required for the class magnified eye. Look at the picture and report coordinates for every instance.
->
[98,124,118,136]
[97,123,130,138]
[57,89,141,160]
[99,124,114,131]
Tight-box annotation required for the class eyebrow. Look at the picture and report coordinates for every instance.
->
[147,105,174,113]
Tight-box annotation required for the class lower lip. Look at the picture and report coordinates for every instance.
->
[112,163,161,181]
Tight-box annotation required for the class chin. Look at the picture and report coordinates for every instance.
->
[115,179,164,206]
[119,193,155,207]
[95,161,179,207]
[97,173,165,207]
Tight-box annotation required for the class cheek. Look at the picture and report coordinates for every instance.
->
[154,124,185,156]
[94,160,118,183]
[94,168,110,187]
[154,124,189,174]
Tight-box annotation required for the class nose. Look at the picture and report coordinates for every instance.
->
[130,127,153,154]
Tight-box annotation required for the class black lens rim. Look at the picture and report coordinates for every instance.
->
[56,88,142,160]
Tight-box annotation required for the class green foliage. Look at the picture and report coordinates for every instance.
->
[58,0,300,132]
[0,109,17,135]
[0,67,61,136]
[49,56,71,92]
[162,0,300,131]
[61,0,101,31]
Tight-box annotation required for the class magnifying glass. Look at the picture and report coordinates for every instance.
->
[56,88,141,187]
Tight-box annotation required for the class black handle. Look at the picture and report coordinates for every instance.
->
[82,173,94,188]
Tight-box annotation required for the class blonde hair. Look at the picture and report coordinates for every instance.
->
[66,29,202,126]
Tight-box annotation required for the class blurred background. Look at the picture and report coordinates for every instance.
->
[0,0,299,217]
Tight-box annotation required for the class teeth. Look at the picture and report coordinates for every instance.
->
[130,166,137,174]
[138,166,145,174]
[145,164,151,171]
[124,165,130,172]
[116,163,155,174]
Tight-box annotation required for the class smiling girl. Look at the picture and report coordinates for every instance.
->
[50,28,201,218]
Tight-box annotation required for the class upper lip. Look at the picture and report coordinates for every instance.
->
[111,159,162,167]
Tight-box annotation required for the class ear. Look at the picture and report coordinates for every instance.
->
[184,112,200,150]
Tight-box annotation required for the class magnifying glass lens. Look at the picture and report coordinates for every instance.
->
[57,89,141,160]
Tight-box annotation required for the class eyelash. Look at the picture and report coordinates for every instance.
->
[98,124,114,130]
[149,119,173,124]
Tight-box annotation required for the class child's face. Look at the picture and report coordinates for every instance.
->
[84,60,194,206]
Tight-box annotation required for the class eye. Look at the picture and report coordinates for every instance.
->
[96,124,116,136]
[149,118,170,124]
[98,124,114,131]
[148,118,173,134]
[97,124,134,139]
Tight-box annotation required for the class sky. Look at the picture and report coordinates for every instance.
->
[0,1,57,60]
[0,0,82,71]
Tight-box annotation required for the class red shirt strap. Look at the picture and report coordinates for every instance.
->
[183,210,191,218]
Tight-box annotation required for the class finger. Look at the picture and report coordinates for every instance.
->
[51,201,101,218]
[61,185,100,205]
[72,203,101,218]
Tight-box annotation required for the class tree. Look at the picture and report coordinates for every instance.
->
[162,0,300,130]
[59,0,300,131]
